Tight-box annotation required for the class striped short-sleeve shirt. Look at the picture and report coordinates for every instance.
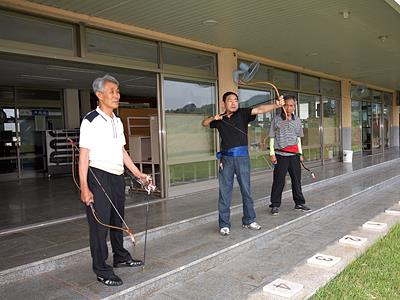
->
[269,113,303,156]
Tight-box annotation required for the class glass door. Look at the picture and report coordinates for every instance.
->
[372,103,382,152]
[298,93,321,161]
[0,87,64,180]
[362,102,382,155]
[362,101,372,155]
[383,105,390,149]
[351,100,362,152]
[16,89,64,178]
[0,106,20,178]
[322,97,340,161]
[0,87,19,179]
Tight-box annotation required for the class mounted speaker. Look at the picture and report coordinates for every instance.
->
[233,61,260,84]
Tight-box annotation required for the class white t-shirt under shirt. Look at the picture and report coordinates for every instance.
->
[79,107,126,175]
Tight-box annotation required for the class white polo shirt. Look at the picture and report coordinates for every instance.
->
[79,107,126,175]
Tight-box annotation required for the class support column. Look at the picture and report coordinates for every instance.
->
[341,80,352,151]
[217,48,238,111]
[391,92,399,147]
[79,89,92,117]
[63,89,80,129]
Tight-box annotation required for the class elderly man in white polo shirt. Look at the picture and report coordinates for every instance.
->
[79,74,149,286]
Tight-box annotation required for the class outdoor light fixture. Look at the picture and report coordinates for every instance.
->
[378,35,389,42]
[340,10,351,19]
[202,20,218,25]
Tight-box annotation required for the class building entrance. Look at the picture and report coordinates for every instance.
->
[0,88,63,179]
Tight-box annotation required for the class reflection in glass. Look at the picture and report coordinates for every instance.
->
[164,79,216,186]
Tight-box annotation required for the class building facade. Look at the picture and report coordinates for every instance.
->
[0,3,399,198]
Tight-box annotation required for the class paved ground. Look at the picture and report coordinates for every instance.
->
[148,176,400,300]
[0,153,399,299]
[0,151,398,272]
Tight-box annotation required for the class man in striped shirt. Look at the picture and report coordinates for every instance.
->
[269,95,311,215]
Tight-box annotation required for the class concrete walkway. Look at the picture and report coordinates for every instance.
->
[0,152,399,299]
[149,171,400,300]
[0,151,397,271]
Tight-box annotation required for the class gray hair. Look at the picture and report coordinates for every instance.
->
[92,74,119,93]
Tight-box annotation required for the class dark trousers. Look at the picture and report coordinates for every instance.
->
[270,154,306,207]
[86,167,132,278]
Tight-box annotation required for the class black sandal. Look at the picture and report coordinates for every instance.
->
[97,275,123,286]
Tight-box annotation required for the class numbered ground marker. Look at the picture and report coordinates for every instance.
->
[263,278,303,298]
[362,221,387,231]
[307,253,341,268]
[385,209,400,216]
[339,235,367,247]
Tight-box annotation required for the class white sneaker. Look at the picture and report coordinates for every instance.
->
[243,222,261,230]
[220,227,230,236]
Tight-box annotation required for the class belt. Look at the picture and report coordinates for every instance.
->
[216,146,249,159]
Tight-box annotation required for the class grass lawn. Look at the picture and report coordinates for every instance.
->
[312,223,400,300]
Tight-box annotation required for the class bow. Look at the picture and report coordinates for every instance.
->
[216,81,315,177]
[67,138,155,245]
[239,80,288,116]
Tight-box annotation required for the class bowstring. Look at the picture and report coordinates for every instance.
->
[67,138,136,243]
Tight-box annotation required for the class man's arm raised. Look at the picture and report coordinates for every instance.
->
[201,113,225,127]
[251,95,285,115]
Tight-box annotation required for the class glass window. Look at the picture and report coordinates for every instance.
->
[238,88,274,171]
[383,105,390,148]
[0,10,74,54]
[164,79,217,186]
[321,79,341,97]
[300,74,319,93]
[371,90,382,102]
[298,93,321,161]
[86,28,158,68]
[273,69,297,90]
[397,91,400,106]
[351,100,362,152]
[383,92,392,105]
[322,97,340,160]
[162,44,216,77]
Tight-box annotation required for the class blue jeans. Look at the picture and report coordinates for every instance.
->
[218,155,256,228]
